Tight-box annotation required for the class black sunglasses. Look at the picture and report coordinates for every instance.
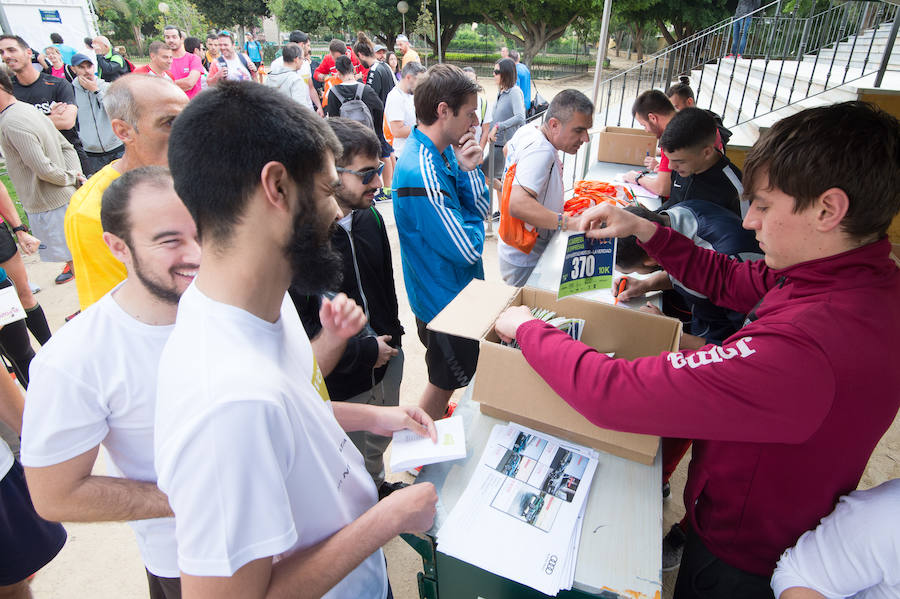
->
[493,69,501,75]
[336,161,385,185]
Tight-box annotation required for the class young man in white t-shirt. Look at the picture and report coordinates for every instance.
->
[207,31,253,84]
[498,89,593,286]
[21,166,200,599]
[158,80,438,599]
[384,61,426,158]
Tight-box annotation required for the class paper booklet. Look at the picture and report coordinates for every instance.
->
[389,416,467,472]
[437,423,599,595]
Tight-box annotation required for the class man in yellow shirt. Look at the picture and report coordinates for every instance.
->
[396,35,420,67]
[65,74,188,310]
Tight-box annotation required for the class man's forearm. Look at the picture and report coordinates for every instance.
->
[331,402,379,433]
[268,496,399,597]
[509,186,558,230]
[639,171,670,197]
[310,329,349,377]
[49,107,77,131]
[26,471,173,523]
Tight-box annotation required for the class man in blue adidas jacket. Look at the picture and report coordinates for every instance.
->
[392,64,489,419]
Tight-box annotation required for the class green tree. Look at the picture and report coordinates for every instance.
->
[95,0,160,53]
[268,0,414,50]
[192,0,268,29]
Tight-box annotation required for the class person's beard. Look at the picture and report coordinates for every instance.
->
[285,199,343,295]
[131,248,194,305]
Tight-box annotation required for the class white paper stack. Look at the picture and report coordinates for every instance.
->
[389,416,467,472]
[436,423,599,595]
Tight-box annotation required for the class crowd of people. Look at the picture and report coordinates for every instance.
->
[0,22,897,599]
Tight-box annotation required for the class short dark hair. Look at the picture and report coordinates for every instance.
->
[743,101,900,239]
[546,89,593,125]
[167,81,341,243]
[206,32,218,41]
[495,58,517,90]
[148,41,167,55]
[414,63,480,127]
[84,36,93,46]
[329,39,346,54]
[101,166,172,246]
[632,89,675,119]
[282,43,302,63]
[508,49,519,62]
[289,30,309,44]
[659,107,717,153]
[400,61,425,78]
[329,118,381,166]
[353,31,374,57]
[0,35,29,51]
[184,37,202,54]
[50,32,63,44]
[666,76,694,103]
[0,68,13,95]
[335,54,353,75]
[164,25,181,36]
[615,205,668,270]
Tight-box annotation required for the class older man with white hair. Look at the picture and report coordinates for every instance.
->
[92,36,129,82]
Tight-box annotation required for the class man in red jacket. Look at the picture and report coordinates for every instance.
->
[494,101,900,599]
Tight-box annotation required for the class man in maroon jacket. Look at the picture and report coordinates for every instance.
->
[494,101,900,599]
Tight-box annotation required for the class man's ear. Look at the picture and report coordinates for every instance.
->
[110,118,134,144]
[103,232,131,264]
[814,187,850,234]
[259,161,291,213]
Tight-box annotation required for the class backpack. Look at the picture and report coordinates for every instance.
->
[339,84,375,130]
[498,163,538,254]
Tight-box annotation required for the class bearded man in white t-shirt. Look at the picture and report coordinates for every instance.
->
[21,166,201,599]
[498,89,594,286]
[156,80,438,599]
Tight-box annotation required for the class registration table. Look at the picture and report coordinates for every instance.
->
[406,390,663,599]
[401,159,666,599]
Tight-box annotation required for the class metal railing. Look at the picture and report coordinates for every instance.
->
[596,0,898,130]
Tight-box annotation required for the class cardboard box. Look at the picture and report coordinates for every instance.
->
[429,280,682,465]
[595,126,658,166]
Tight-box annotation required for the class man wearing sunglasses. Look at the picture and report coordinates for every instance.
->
[291,118,406,499]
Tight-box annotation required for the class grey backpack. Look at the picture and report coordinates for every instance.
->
[339,84,375,130]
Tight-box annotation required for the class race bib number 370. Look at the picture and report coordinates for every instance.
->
[558,234,615,299]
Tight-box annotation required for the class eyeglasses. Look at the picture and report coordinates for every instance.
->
[336,161,385,185]
[493,69,501,75]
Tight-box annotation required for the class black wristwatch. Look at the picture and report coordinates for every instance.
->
[11,224,29,234]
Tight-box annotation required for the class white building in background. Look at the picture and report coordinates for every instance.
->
[1,0,97,50]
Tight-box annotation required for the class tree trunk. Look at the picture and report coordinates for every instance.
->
[633,24,645,61]
[131,23,143,55]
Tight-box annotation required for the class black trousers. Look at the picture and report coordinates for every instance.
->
[674,528,775,599]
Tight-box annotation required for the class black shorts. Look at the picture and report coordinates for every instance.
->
[252,61,262,69]
[416,317,479,391]
[380,138,393,159]
[0,460,67,585]
[0,226,17,263]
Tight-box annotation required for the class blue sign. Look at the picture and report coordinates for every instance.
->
[40,9,62,23]
[558,233,616,299]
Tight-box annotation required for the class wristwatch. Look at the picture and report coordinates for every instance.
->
[635,172,645,184]
[11,224,29,234]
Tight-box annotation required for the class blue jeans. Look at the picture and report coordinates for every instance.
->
[731,17,751,56]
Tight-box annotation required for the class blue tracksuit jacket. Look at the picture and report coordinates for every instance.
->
[392,127,490,322]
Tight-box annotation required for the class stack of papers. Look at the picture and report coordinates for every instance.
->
[502,307,585,350]
[389,417,467,472]
[610,174,659,200]
[436,423,599,595]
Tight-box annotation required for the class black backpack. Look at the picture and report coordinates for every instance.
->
[338,84,375,130]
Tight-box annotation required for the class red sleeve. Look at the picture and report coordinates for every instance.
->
[133,64,150,74]
[515,319,834,443]
[640,223,773,314]
[658,149,671,173]
[315,56,334,77]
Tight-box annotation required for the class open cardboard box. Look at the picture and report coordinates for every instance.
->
[595,126,658,166]
[429,280,682,465]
